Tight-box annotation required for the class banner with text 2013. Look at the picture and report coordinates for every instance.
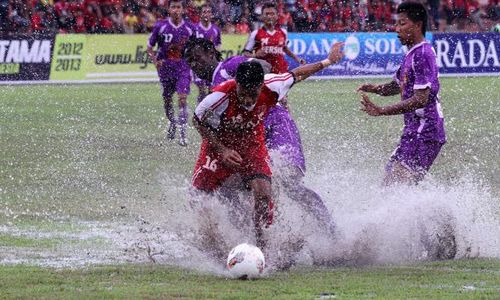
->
[286,32,433,78]
[49,33,248,81]
[50,34,156,81]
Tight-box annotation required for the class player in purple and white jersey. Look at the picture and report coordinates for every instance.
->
[358,2,445,185]
[183,38,337,236]
[147,0,193,146]
[191,4,222,105]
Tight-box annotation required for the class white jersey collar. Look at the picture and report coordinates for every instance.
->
[406,40,428,55]
[168,17,184,29]
[199,22,212,31]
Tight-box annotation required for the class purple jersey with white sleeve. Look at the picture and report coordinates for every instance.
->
[264,105,306,172]
[193,22,221,48]
[394,41,445,143]
[148,18,193,71]
[211,55,249,87]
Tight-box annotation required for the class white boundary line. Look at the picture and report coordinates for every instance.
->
[86,71,157,78]
[0,73,498,85]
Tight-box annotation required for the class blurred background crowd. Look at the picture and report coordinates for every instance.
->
[0,0,499,35]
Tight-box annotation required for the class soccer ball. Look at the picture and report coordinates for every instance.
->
[226,243,265,279]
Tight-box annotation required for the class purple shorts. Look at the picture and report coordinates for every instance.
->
[158,61,191,98]
[264,105,306,172]
[386,135,444,178]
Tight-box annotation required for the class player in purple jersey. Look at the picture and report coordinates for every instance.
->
[183,38,337,236]
[147,0,193,146]
[192,4,222,105]
[358,2,446,185]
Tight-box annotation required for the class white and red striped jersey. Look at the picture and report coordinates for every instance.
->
[195,73,295,149]
[244,26,289,74]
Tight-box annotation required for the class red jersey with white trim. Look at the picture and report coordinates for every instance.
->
[244,27,289,74]
[195,73,295,151]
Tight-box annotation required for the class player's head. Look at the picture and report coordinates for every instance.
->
[200,4,213,23]
[235,61,264,111]
[396,2,427,45]
[261,2,278,28]
[183,37,222,81]
[169,0,184,20]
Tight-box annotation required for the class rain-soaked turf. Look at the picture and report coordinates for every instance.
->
[0,78,499,298]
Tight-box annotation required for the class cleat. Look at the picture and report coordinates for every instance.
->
[178,137,188,146]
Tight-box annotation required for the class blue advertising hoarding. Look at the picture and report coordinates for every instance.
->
[287,32,432,78]
[287,32,500,78]
[432,33,500,75]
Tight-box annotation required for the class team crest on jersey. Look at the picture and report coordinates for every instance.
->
[227,109,266,132]
[262,38,269,45]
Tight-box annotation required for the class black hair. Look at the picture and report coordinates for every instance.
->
[397,1,428,35]
[169,0,184,8]
[200,4,212,11]
[183,37,222,61]
[262,2,278,12]
[236,61,264,89]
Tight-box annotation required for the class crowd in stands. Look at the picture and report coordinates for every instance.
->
[0,0,499,35]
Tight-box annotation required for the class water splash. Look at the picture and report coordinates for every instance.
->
[1,160,498,275]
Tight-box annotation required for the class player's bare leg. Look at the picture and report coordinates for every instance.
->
[248,178,274,250]
[163,96,176,140]
[177,94,189,146]
[383,161,418,186]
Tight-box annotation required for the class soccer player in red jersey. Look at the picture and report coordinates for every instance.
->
[243,2,305,74]
[191,42,344,250]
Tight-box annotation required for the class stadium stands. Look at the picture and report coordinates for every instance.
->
[0,0,498,35]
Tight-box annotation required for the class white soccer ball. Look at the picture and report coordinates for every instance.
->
[226,243,265,279]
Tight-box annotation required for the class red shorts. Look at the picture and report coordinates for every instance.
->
[192,140,272,192]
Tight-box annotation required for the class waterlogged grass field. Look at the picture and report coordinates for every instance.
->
[1,77,499,298]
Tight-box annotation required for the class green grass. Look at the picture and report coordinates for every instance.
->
[1,78,498,221]
[0,260,498,299]
[0,78,499,298]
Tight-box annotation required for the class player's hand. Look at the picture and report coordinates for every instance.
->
[221,148,243,169]
[360,93,383,116]
[154,59,163,69]
[357,84,379,94]
[327,42,344,64]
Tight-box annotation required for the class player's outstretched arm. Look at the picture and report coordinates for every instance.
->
[284,46,305,64]
[291,42,344,82]
[358,80,400,96]
[360,88,430,116]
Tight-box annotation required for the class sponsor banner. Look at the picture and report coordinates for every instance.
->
[49,33,248,81]
[432,33,500,74]
[220,34,248,60]
[287,32,432,77]
[83,34,155,80]
[50,34,87,80]
[0,34,55,81]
